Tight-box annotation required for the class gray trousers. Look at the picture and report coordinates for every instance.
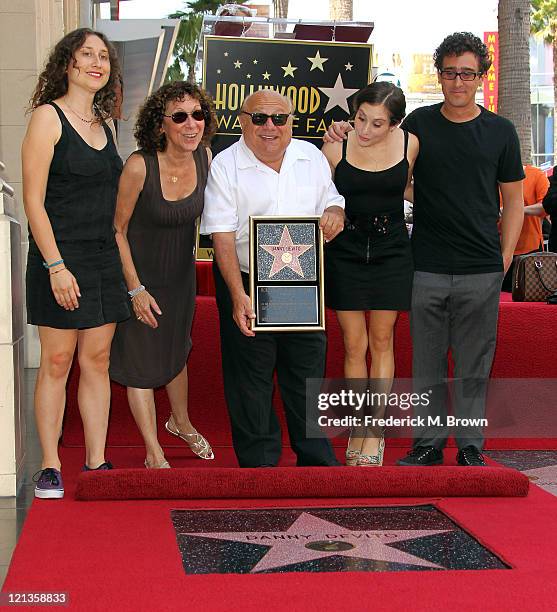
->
[410,271,503,450]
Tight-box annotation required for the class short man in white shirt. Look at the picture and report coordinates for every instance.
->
[201,90,345,467]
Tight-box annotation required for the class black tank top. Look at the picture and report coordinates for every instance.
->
[334,130,409,221]
[31,101,123,244]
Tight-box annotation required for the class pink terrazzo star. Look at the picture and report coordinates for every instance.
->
[182,511,451,572]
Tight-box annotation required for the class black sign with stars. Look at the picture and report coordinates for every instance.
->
[202,35,372,154]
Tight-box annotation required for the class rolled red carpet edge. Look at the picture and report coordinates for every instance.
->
[76,466,529,501]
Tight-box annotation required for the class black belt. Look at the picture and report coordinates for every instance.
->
[345,211,404,235]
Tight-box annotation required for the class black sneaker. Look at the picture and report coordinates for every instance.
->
[397,446,443,466]
[456,446,486,466]
[82,461,113,472]
[33,468,64,499]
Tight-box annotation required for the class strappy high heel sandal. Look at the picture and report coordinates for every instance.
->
[345,448,361,466]
[165,416,215,460]
[144,459,171,469]
[356,436,385,467]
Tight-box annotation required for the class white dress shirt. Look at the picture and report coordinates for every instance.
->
[200,136,345,272]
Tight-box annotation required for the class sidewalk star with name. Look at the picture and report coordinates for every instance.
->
[181,512,451,572]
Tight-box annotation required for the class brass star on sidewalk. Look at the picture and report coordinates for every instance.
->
[307,50,328,72]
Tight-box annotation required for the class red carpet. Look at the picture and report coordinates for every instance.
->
[61,291,557,450]
[76,466,529,501]
[3,446,557,612]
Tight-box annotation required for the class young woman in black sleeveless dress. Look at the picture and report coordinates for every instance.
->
[110,82,217,469]
[23,29,130,498]
[322,83,419,466]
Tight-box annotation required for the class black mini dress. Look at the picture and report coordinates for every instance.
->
[325,131,413,311]
[26,102,130,329]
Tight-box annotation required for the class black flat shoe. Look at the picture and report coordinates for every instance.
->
[456,446,486,466]
[397,446,443,466]
[82,461,113,472]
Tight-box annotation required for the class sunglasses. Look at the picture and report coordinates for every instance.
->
[163,110,206,123]
[240,111,292,126]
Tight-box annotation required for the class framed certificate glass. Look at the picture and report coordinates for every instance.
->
[249,216,325,332]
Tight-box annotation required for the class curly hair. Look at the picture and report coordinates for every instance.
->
[433,32,491,75]
[134,82,217,153]
[28,28,120,121]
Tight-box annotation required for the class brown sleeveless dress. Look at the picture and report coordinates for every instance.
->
[109,146,208,388]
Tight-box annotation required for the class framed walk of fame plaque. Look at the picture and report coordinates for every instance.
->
[249,216,325,332]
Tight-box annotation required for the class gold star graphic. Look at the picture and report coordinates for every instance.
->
[345,62,353,71]
[247,73,252,79]
[253,59,258,64]
[234,60,242,69]
[262,71,271,80]
[224,52,229,57]
[217,69,221,74]
[307,50,328,72]
[281,61,298,78]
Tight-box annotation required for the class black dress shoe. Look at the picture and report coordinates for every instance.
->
[397,446,443,466]
[82,461,113,472]
[456,446,486,466]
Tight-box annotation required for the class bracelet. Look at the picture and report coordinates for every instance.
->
[49,266,67,275]
[128,284,145,299]
[43,258,64,269]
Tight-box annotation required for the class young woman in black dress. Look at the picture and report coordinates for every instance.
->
[322,83,418,466]
[23,29,129,498]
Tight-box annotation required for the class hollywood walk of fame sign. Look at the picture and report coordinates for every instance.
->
[202,36,372,155]
[171,505,510,575]
[196,35,371,261]
[249,216,325,332]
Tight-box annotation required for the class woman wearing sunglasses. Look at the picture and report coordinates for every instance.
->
[110,81,216,467]
[321,82,418,466]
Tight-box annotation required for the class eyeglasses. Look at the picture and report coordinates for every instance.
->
[240,111,292,126]
[439,69,481,81]
[163,110,206,123]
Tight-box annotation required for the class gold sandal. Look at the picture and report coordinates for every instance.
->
[165,417,214,460]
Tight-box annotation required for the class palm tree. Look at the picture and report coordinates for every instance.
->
[498,0,532,163]
[167,1,222,84]
[329,0,352,20]
[531,0,557,161]
[273,0,289,19]
[167,10,203,83]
